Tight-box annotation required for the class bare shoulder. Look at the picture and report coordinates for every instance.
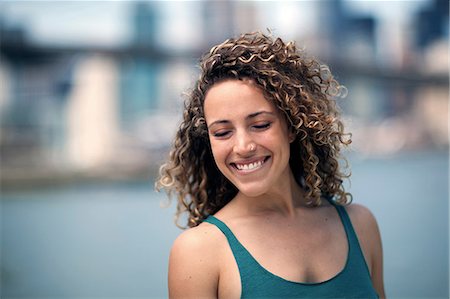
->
[344,203,382,255]
[345,203,379,231]
[168,221,224,298]
[171,221,224,254]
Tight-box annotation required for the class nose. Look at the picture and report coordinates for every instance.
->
[233,130,255,155]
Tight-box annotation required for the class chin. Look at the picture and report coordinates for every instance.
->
[234,182,269,198]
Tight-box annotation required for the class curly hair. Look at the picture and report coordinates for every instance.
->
[156,32,352,228]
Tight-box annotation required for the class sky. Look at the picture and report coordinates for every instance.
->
[0,1,432,48]
[1,1,132,47]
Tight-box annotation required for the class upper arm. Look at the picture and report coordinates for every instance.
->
[168,225,220,299]
[346,204,386,298]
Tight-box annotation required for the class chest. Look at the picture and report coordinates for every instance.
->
[217,215,349,298]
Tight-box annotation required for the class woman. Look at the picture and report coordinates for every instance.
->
[157,32,385,298]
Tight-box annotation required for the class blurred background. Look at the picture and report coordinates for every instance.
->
[0,0,448,298]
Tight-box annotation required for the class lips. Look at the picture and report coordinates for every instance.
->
[231,156,270,173]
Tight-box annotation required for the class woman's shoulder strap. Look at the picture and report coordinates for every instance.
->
[204,215,239,244]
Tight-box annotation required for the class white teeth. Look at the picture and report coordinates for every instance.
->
[235,160,264,171]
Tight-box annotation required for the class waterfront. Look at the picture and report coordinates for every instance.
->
[1,150,448,298]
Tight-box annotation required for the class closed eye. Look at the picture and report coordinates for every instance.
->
[212,130,231,138]
[253,122,271,130]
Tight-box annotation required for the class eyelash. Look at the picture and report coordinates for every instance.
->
[213,131,230,138]
[211,122,272,138]
[253,122,271,130]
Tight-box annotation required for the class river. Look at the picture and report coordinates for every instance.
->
[1,150,448,298]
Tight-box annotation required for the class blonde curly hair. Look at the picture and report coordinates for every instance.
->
[156,32,352,228]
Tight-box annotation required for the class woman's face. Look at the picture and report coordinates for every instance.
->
[204,79,295,197]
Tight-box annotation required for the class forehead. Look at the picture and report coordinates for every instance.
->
[204,80,276,122]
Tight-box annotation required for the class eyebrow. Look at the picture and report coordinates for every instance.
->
[208,111,275,128]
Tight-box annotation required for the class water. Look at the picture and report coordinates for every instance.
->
[1,151,448,298]
[1,182,179,298]
[349,150,449,298]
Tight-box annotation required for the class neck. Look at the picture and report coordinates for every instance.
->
[235,172,308,218]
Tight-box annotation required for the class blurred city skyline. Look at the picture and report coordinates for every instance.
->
[0,0,448,187]
[1,1,431,48]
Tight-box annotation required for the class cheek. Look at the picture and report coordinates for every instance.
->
[259,131,292,160]
[209,140,229,167]
[259,129,291,148]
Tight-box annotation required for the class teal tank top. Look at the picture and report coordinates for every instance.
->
[204,204,379,298]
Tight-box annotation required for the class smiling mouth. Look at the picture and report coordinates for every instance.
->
[231,156,270,172]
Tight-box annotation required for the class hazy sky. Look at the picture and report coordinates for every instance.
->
[1,1,132,47]
[0,1,431,48]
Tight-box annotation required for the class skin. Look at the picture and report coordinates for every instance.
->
[168,79,386,299]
